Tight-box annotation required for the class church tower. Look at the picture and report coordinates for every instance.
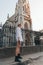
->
[15,0,32,30]
[14,0,32,45]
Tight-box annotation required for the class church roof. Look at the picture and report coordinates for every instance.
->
[8,14,15,22]
[3,20,15,27]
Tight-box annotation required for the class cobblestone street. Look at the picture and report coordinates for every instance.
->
[0,52,43,65]
[28,56,43,65]
[0,57,15,65]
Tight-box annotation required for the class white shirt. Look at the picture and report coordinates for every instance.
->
[16,27,23,42]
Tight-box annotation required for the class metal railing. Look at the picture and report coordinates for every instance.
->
[0,26,43,47]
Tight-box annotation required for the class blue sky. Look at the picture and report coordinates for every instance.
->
[0,0,43,31]
[0,0,17,24]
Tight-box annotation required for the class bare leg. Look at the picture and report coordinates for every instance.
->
[15,41,21,62]
[15,40,21,56]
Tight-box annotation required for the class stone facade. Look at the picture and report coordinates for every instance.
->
[3,0,32,47]
[40,30,43,45]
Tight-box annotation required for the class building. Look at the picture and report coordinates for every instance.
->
[39,30,43,45]
[0,24,3,47]
[3,0,32,47]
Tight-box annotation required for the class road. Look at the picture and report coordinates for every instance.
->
[0,52,43,65]
[28,56,43,65]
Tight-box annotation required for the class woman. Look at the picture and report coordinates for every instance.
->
[15,23,23,62]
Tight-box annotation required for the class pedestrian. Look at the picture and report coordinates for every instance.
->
[15,22,23,62]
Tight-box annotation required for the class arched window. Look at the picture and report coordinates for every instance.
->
[24,22,28,29]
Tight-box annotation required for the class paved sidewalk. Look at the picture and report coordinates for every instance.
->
[0,52,43,65]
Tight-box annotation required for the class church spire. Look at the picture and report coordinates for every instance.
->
[7,13,9,20]
[15,0,32,29]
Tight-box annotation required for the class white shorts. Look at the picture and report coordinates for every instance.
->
[16,36,23,42]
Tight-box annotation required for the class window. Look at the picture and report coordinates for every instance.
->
[23,6,24,11]
[23,5,26,13]
[22,0,26,3]
[24,22,28,29]
[20,17,22,22]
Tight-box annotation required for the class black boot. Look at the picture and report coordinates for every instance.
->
[18,54,22,59]
[15,56,21,62]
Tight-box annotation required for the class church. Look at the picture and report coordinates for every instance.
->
[3,0,33,47]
